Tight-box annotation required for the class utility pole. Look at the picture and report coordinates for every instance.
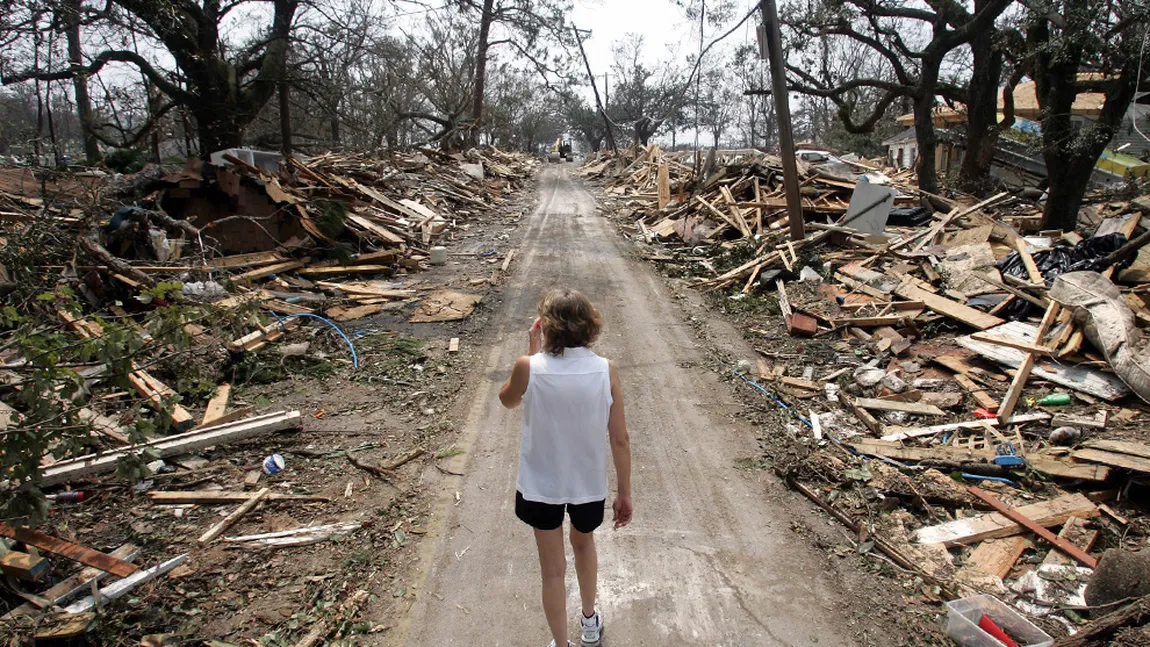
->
[603,73,609,110]
[759,0,805,240]
[573,26,617,153]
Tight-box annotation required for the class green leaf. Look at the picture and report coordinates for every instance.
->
[36,292,57,301]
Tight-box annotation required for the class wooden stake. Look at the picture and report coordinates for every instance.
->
[198,488,270,544]
[997,301,1060,420]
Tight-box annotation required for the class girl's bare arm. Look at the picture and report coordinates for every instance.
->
[607,360,633,528]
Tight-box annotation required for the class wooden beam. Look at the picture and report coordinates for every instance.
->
[0,544,138,620]
[853,397,947,416]
[895,281,1004,330]
[198,487,270,544]
[201,383,231,426]
[296,265,392,277]
[914,492,1099,546]
[1014,239,1044,284]
[0,524,139,577]
[966,486,1098,568]
[232,259,307,283]
[955,373,999,411]
[62,554,189,614]
[1072,448,1150,473]
[997,302,1060,420]
[148,490,329,504]
[848,438,1111,481]
[970,332,1056,356]
[41,411,302,486]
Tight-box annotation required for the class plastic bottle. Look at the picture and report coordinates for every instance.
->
[51,491,86,503]
[1036,393,1071,406]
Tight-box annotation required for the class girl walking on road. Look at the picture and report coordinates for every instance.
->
[499,289,633,647]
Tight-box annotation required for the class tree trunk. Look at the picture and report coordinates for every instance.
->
[468,0,496,148]
[63,0,100,165]
[957,0,1001,193]
[279,79,292,155]
[1051,594,1150,647]
[912,88,939,194]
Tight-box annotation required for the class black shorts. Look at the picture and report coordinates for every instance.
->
[515,491,605,533]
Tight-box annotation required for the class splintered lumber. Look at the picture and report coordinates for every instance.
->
[41,411,302,486]
[848,397,883,434]
[62,554,189,614]
[501,249,516,272]
[0,551,47,581]
[201,383,231,426]
[1041,517,1099,567]
[1072,448,1150,473]
[913,492,1099,547]
[199,487,270,544]
[206,251,286,269]
[148,490,330,504]
[967,486,1098,568]
[316,281,416,299]
[229,318,300,353]
[880,413,1050,441]
[297,265,393,277]
[954,373,999,411]
[448,337,460,353]
[75,408,130,444]
[854,397,946,416]
[233,259,307,283]
[1081,439,1150,459]
[847,438,1111,481]
[965,536,1030,579]
[0,524,139,577]
[997,302,1060,420]
[1014,239,1044,284]
[894,280,1005,330]
[324,304,384,322]
[969,332,1056,356]
[656,162,670,209]
[0,544,138,620]
[958,321,1130,401]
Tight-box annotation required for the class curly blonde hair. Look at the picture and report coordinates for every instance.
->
[538,288,602,355]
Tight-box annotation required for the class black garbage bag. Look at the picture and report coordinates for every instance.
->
[993,233,1132,320]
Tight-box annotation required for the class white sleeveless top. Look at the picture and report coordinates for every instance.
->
[517,347,613,505]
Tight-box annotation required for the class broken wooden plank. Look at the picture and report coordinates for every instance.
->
[848,397,883,434]
[969,332,1056,356]
[199,487,270,544]
[1015,239,1044,284]
[895,280,1005,330]
[448,337,460,353]
[1081,439,1150,459]
[914,492,1099,547]
[228,317,300,353]
[148,490,329,504]
[232,259,307,283]
[847,438,1111,481]
[0,544,139,620]
[0,550,48,581]
[315,281,416,299]
[1041,516,1098,567]
[1071,448,1150,473]
[206,251,287,269]
[297,265,393,277]
[201,383,231,427]
[501,249,516,272]
[957,321,1130,401]
[324,304,384,322]
[967,486,1098,568]
[880,412,1050,441]
[62,554,189,614]
[41,411,302,486]
[854,397,947,416]
[965,536,1030,579]
[0,524,139,577]
[998,302,1060,421]
[954,373,999,411]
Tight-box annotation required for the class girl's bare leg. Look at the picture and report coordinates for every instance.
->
[534,527,568,645]
[569,528,597,618]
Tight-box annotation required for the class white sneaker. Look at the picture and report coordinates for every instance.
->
[546,642,575,647]
[580,611,603,647]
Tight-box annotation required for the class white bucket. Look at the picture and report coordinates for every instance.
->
[429,246,448,265]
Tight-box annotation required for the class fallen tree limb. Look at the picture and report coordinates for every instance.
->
[78,230,155,288]
[1052,593,1150,647]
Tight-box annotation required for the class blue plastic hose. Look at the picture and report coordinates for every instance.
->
[271,313,360,370]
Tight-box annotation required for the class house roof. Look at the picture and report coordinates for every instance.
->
[882,127,917,146]
[895,78,1107,127]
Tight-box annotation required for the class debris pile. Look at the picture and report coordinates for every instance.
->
[591,144,1150,642]
[0,147,534,636]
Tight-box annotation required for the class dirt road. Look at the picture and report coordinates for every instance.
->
[391,166,856,646]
